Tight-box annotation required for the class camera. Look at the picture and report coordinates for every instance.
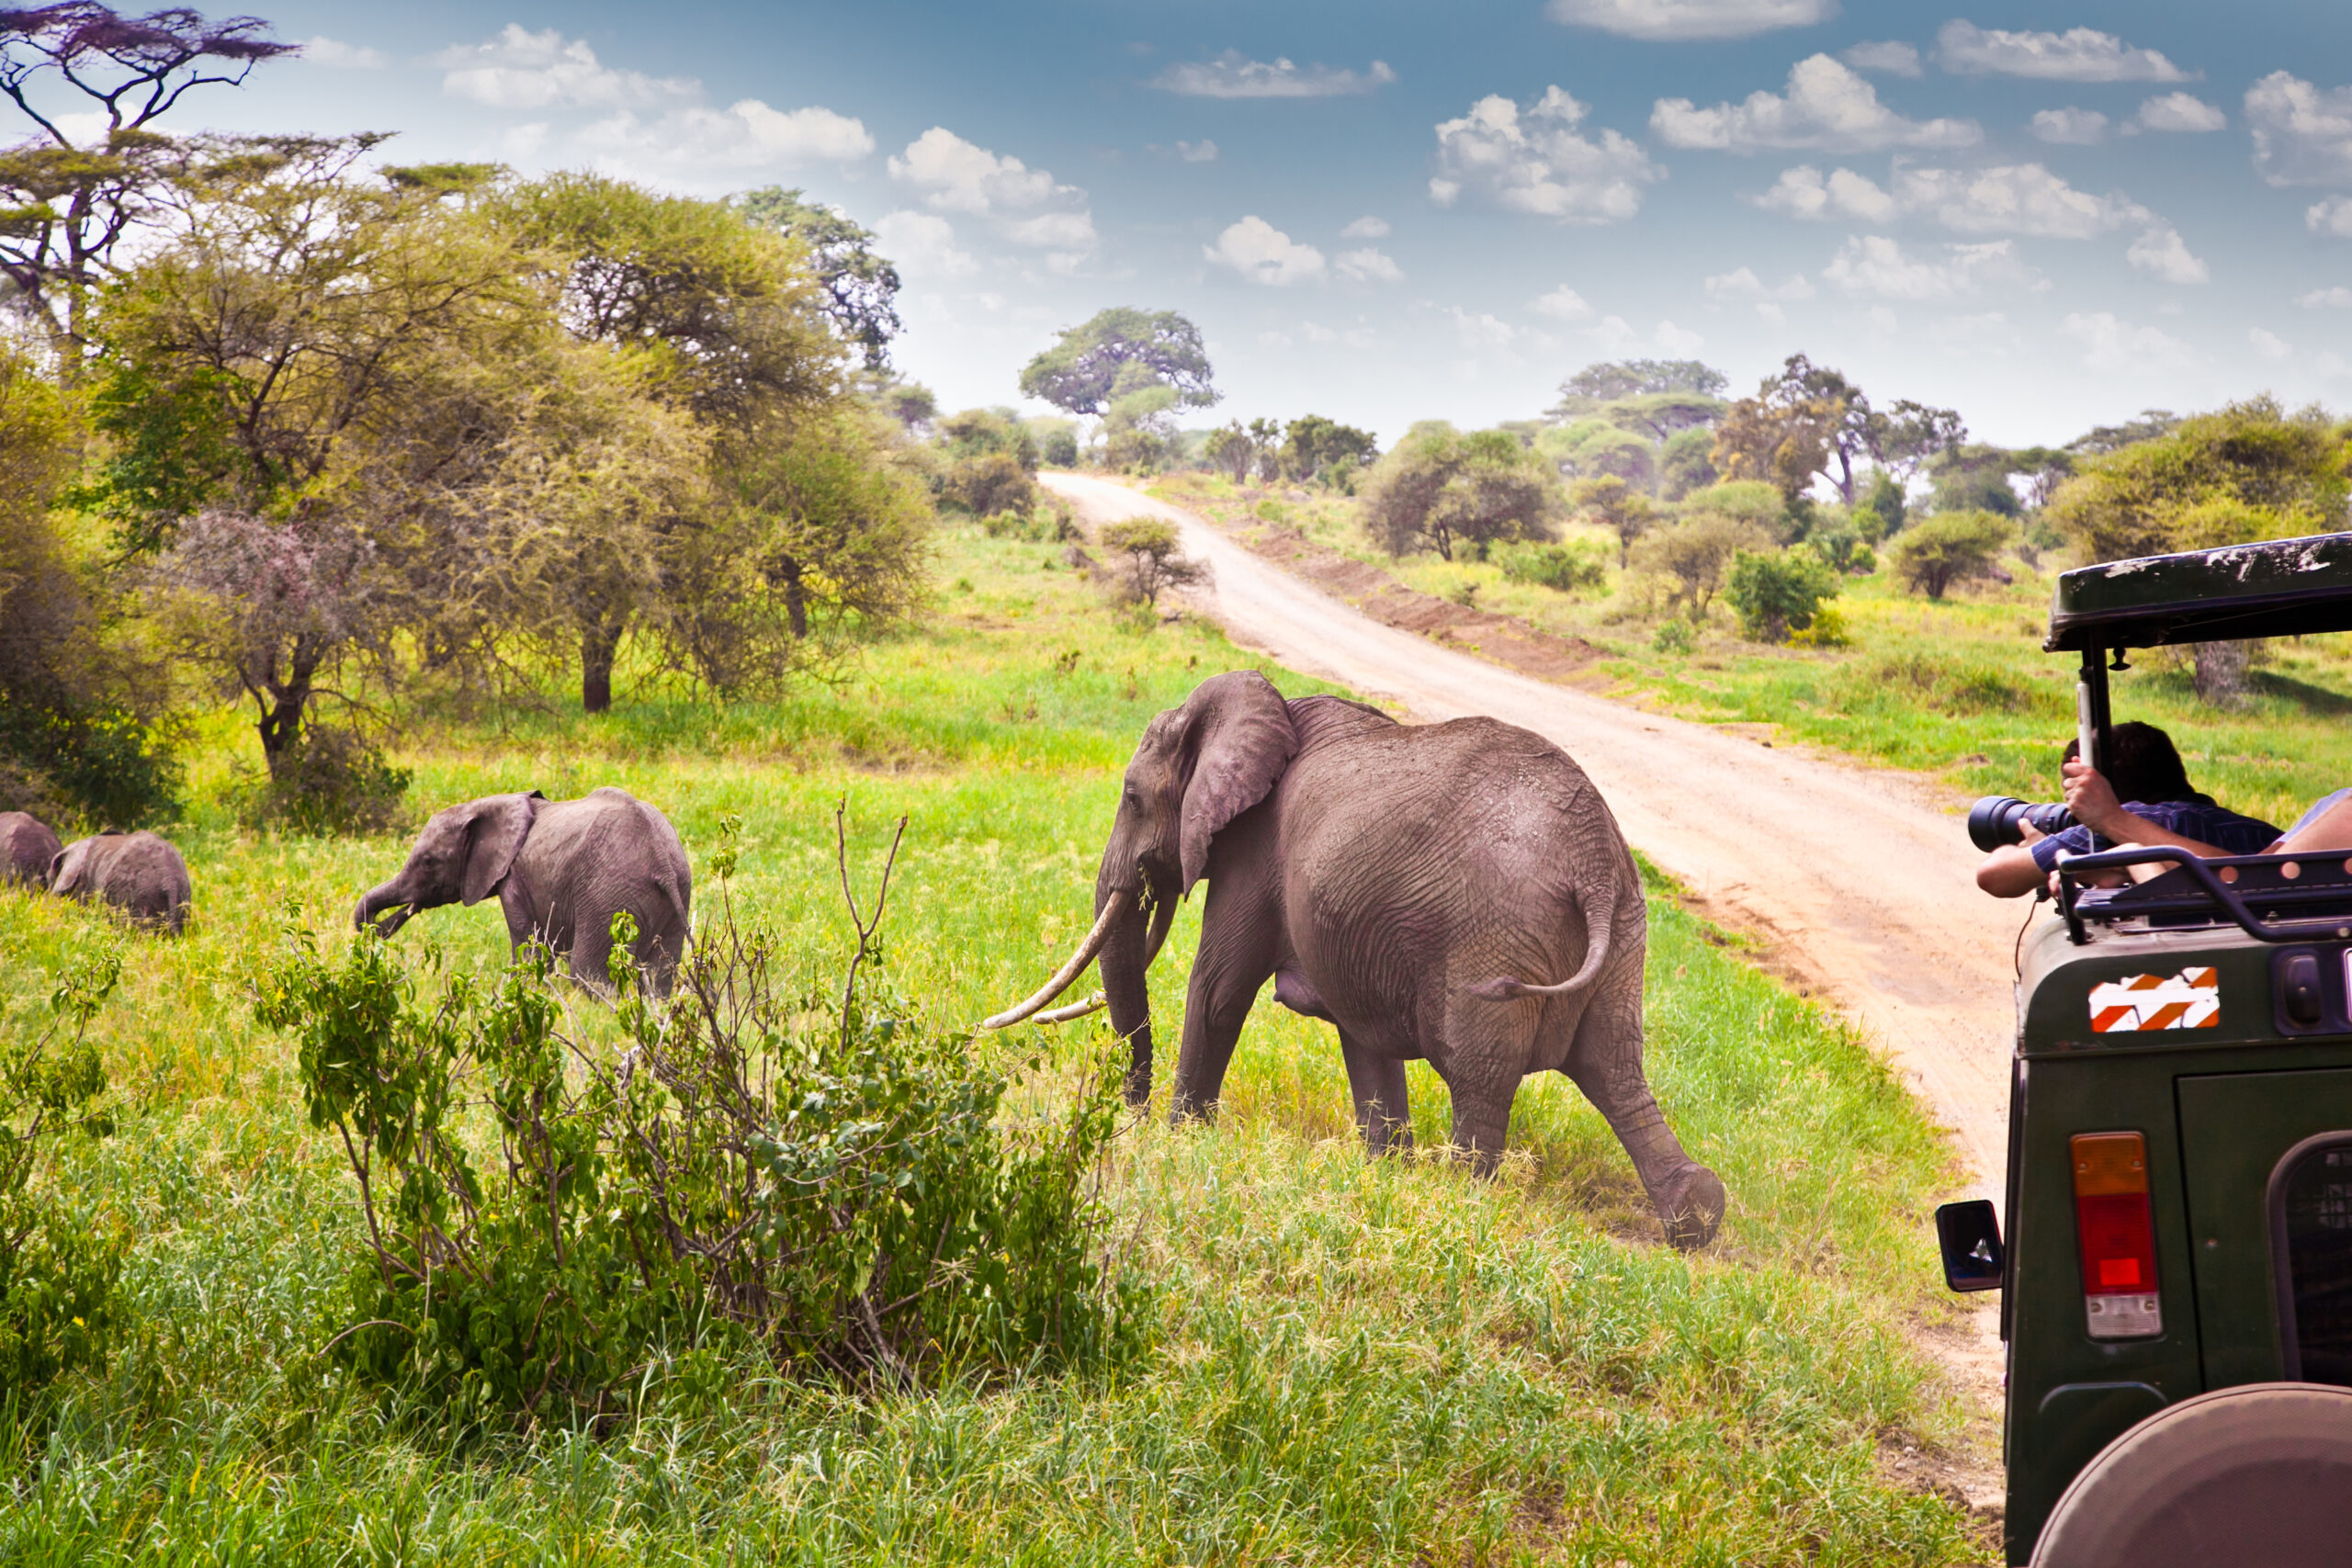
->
[1969,796,2076,852]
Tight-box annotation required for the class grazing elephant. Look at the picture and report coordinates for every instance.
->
[989,671,1724,1249]
[49,830,193,933]
[2,811,62,887]
[355,787,692,997]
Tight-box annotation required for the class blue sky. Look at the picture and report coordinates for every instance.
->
[104,0,2352,446]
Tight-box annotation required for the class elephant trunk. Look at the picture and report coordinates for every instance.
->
[353,879,417,937]
[1100,889,1156,1107]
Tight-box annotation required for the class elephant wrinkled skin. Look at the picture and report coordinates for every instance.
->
[995,671,1724,1250]
[48,830,193,933]
[354,787,692,997]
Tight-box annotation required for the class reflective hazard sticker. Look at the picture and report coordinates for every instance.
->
[2089,968,2221,1032]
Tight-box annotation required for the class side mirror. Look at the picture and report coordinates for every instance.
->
[1936,1199,2005,1292]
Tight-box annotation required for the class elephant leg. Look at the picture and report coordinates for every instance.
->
[1564,968,1724,1250]
[1339,1032,1411,1156]
[1169,883,1277,1124]
[1431,996,1538,1177]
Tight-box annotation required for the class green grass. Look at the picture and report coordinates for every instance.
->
[1153,470,2352,830]
[0,522,1988,1563]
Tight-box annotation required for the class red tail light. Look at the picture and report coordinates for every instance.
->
[2073,1132,2162,1339]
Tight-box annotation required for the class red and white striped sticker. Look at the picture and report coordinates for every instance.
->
[2089,968,2221,1032]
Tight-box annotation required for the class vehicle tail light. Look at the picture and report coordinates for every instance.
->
[2074,1131,2162,1339]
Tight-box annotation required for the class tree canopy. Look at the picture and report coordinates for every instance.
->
[734,186,902,371]
[1017,307,1216,415]
[1363,424,1562,561]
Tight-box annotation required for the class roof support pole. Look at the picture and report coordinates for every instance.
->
[2077,644,2112,774]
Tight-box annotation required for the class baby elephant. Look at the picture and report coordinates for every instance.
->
[2,811,62,887]
[49,830,193,933]
[355,787,692,997]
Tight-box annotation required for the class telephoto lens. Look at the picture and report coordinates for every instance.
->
[1968,797,2076,852]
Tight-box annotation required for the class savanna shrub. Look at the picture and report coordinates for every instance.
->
[1724,547,1839,643]
[943,451,1036,518]
[258,841,1136,1430]
[1886,510,2014,600]
[1498,539,1609,593]
[1651,618,1694,656]
[980,503,1081,544]
[232,727,412,837]
[1809,526,1877,577]
[0,947,128,1399]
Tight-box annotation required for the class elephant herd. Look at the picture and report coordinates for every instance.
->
[1,672,1724,1251]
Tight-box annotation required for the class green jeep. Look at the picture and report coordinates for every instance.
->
[1937,531,2352,1565]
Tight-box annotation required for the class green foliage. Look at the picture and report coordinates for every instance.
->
[979,502,1080,544]
[1810,525,1878,577]
[1658,423,1720,500]
[259,884,1135,1429]
[1724,548,1839,644]
[0,945,127,1401]
[1551,359,1727,411]
[733,186,902,371]
[1038,425,1080,468]
[1677,479,1792,541]
[941,451,1037,519]
[1885,510,2015,600]
[1789,602,1851,648]
[1634,512,1775,621]
[1362,425,1563,561]
[1568,473,1656,567]
[228,727,411,837]
[1280,414,1378,484]
[2047,397,2349,563]
[1928,446,2022,517]
[71,361,244,558]
[1497,538,1609,593]
[1860,469,1905,541]
[1097,517,1204,607]
[1017,307,1216,415]
[1651,617,1694,656]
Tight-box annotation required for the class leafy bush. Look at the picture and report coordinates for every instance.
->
[980,503,1081,544]
[943,451,1037,518]
[1652,618,1694,656]
[1632,513,1772,621]
[1038,427,1080,468]
[231,727,412,837]
[257,820,1136,1430]
[1885,510,2014,600]
[0,947,128,1401]
[1789,603,1851,649]
[1498,539,1609,593]
[1809,526,1876,577]
[0,700,181,830]
[1097,517,1206,609]
[1724,548,1839,644]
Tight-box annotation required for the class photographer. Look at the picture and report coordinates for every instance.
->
[1975,722,2282,898]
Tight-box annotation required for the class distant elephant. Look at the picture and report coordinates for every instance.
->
[2,811,62,887]
[989,671,1724,1250]
[354,787,692,997]
[49,830,192,934]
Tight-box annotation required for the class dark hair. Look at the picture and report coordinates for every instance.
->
[2064,721,2199,805]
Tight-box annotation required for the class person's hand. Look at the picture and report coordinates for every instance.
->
[2018,818,2046,845]
[2062,758,2125,837]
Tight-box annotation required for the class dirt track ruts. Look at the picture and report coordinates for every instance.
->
[1046,471,2015,1458]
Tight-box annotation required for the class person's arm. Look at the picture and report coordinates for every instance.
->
[1977,834,2049,897]
[2062,761,2232,861]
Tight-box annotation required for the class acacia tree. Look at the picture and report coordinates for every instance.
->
[0,4,294,355]
[1204,420,1254,484]
[1363,425,1562,561]
[1017,307,1216,415]
[734,186,901,370]
[1570,473,1655,569]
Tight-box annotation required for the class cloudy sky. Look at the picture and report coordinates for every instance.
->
[95,0,2352,445]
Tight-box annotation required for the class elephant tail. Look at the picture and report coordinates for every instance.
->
[1465,882,1615,1002]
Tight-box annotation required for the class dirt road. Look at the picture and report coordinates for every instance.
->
[1046,471,2023,1202]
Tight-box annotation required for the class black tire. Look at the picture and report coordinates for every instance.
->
[2033,1382,2352,1567]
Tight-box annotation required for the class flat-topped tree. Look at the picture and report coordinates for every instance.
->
[734,186,901,371]
[0,5,294,354]
[1018,306,1216,415]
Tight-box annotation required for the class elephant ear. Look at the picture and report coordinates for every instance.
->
[460,792,544,907]
[1177,671,1298,894]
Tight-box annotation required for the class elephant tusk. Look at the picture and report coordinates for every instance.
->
[984,895,1126,1029]
[1140,890,1177,969]
[1029,990,1107,1025]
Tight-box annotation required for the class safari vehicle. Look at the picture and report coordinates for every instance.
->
[1936,530,2352,1565]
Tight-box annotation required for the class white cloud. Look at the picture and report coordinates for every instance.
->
[1703,265,1815,301]
[874,210,977,277]
[1530,284,1593,320]
[1842,40,1921,77]
[437,25,695,109]
[1430,85,1661,221]
[2126,225,2209,284]
[2134,92,2225,133]
[1925,310,2021,355]
[300,36,389,68]
[1175,140,1218,164]
[2311,197,2352,237]
[1205,216,1327,285]
[2298,286,2352,307]
[888,128,1096,258]
[1303,321,1382,349]
[1340,215,1392,239]
[1822,235,2041,299]
[1583,315,1704,355]
[1544,0,1835,42]
[2060,311,2197,373]
[2251,327,2294,363]
[1757,161,2153,239]
[2030,107,2108,145]
[1151,51,1396,98]
[1652,54,1980,152]
[581,101,874,173]
[1449,307,1519,349]
[2246,73,2352,186]
[1935,21,2187,84]
[1335,246,1403,283]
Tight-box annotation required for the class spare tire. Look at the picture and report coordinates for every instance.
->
[2034,1382,2352,1567]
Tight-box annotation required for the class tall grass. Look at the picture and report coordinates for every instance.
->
[0,524,1989,1562]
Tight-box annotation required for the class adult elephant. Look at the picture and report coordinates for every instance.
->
[49,830,192,933]
[989,671,1724,1249]
[354,787,691,997]
[2,811,62,887]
